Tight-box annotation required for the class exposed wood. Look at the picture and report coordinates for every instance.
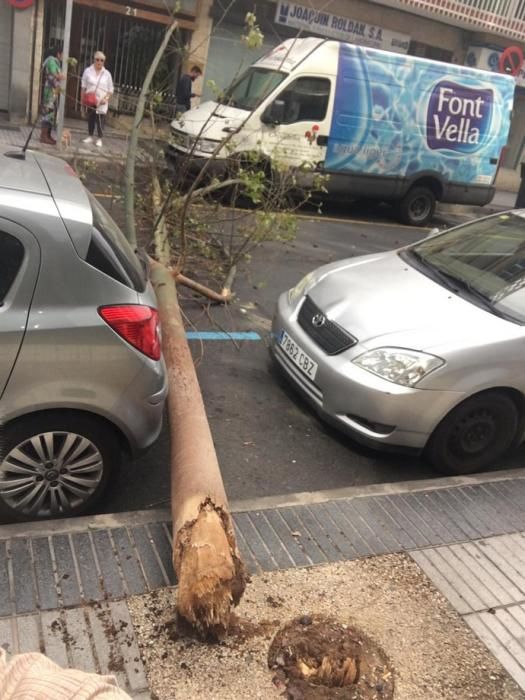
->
[221,264,237,298]
[150,263,246,638]
[173,272,232,303]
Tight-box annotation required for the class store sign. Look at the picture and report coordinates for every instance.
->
[466,45,525,87]
[274,1,410,54]
[7,0,34,8]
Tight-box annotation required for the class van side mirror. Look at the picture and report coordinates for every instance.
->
[261,99,285,125]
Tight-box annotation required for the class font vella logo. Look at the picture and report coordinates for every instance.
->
[427,81,493,153]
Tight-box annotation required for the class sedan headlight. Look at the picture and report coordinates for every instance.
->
[288,272,315,305]
[353,348,444,387]
[195,137,220,154]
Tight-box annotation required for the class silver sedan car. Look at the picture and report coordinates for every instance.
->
[0,146,167,522]
[272,212,525,475]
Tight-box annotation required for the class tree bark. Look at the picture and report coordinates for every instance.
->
[150,262,247,639]
[173,272,232,303]
[124,19,178,248]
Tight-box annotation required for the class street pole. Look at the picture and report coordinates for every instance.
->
[56,0,73,150]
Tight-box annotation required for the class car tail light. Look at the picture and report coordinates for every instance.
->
[99,305,161,360]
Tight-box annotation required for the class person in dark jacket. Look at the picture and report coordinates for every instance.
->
[175,65,202,113]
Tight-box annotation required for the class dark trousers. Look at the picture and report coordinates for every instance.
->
[87,108,104,137]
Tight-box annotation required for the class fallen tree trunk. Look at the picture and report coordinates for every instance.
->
[150,262,247,639]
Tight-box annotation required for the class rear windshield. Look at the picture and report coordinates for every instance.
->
[86,192,145,292]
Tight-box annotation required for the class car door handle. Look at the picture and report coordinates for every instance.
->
[316,135,328,146]
[490,158,498,164]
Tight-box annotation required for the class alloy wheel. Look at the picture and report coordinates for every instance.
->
[0,431,104,518]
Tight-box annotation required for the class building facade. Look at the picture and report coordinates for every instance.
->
[2,0,525,186]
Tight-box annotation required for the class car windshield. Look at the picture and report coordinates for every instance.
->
[406,212,525,323]
[219,68,286,111]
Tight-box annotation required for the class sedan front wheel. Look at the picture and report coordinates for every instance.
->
[425,391,519,475]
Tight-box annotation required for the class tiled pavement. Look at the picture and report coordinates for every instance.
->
[0,122,133,159]
[414,534,525,689]
[0,475,524,697]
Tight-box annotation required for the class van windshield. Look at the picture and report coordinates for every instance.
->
[404,213,525,323]
[219,68,286,111]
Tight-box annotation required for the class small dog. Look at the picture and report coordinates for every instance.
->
[61,128,72,148]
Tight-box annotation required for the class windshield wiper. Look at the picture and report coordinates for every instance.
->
[406,250,509,319]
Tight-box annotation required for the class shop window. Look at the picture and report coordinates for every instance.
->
[277,77,331,125]
[409,41,453,63]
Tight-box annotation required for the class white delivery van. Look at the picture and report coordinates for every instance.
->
[168,37,515,225]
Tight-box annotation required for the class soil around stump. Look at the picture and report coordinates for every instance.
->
[268,614,394,699]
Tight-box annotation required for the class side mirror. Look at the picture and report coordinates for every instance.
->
[261,99,285,125]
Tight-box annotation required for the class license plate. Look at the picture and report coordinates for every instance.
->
[279,330,318,381]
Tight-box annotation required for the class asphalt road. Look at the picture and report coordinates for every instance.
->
[100,207,525,515]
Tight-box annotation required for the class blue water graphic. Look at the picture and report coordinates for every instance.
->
[325,44,515,186]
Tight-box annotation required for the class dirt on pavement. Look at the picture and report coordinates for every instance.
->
[127,554,523,700]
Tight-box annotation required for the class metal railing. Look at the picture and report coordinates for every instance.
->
[371,0,525,40]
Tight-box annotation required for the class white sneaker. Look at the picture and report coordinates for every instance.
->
[96,138,103,147]
[82,136,93,144]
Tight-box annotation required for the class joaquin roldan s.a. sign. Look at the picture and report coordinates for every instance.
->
[275,1,410,54]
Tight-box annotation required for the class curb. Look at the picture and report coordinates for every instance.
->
[1,476,524,697]
[0,466,523,539]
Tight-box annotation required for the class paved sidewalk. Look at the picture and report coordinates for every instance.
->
[0,470,524,698]
[0,119,159,162]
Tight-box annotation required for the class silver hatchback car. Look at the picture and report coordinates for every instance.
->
[272,212,525,475]
[0,146,167,522]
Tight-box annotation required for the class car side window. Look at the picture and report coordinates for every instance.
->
[0,231,24,304]
[277,77,331,125]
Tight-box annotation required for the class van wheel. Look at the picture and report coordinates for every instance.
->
[398,186,436,226]
[0,413,119,522]
[424,392,519,475]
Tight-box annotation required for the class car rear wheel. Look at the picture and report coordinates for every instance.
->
[425,392,519,475]
[0,413,119,522]
[398,186,436,226]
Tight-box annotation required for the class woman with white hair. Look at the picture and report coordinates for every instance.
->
[80,51,114,147]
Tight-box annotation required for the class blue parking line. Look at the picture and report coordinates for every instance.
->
[185,331,262,340]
